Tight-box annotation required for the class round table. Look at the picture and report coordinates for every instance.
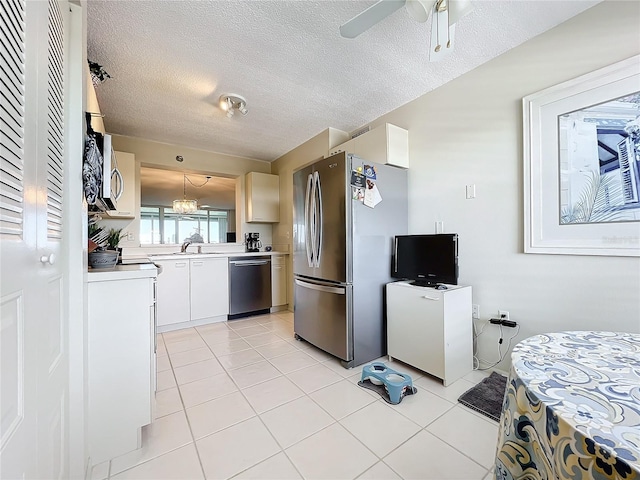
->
[495,331,640,480]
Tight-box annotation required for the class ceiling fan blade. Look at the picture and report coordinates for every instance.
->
[339,0,407,39]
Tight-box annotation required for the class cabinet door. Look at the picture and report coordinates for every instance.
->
[271,256,287,306]
[385,124,409,168]
[156,260,190,327]
[354,126,386,165]
[87,277,153,463]
[246,172,279,223]
[353,124,409,168]
[387,283,445,378]
[107,151,135,218]
[190,257,229,320]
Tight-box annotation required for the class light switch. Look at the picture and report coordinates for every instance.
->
[466,184,476,199]
[435,221,444,234]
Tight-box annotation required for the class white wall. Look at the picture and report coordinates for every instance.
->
[368,1,640,370]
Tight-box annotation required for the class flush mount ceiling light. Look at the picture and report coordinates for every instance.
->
[219,93,248,118]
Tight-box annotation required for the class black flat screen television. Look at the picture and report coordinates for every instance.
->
[392,234,458,287]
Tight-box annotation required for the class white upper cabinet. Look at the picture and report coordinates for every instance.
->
[328,123,409,168]
[106,151,135,218]
[245,172,280,223]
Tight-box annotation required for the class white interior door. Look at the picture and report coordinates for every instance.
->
[1,0,70,478]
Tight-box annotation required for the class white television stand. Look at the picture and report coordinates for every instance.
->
[386,281,473,386]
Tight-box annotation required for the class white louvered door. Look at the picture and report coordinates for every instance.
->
[1,0,38,477]
[0,0,70,478]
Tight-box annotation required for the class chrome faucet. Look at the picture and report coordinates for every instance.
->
[180,240,191,253]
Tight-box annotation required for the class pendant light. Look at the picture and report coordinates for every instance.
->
[172,174,198,214]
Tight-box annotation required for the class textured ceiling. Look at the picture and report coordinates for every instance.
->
[87,0,600,162]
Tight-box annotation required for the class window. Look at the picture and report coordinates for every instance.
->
[140,206,229,244]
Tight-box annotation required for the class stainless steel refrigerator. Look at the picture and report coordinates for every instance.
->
[293,152,408,368]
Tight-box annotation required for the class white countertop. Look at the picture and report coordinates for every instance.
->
[147,251,289,261]
[87,263,158,282]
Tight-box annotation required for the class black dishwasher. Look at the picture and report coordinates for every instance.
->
[228,256,272,319]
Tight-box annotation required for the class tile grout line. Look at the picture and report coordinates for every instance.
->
[125,314,492,480]
[105,316,324,478]
[194,317,309,480]
[213,316,327,460]
[172,325,220,480]
[233,318,414,479]
[422,422,496,473]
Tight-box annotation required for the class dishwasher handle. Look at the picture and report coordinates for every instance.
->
[229,259,270,266]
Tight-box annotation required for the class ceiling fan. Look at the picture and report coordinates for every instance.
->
[339,0,473,61]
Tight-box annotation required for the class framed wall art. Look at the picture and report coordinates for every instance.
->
[523,55,640,256]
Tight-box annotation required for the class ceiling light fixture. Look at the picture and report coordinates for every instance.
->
[219,94,248,118]
[172,174,198,214]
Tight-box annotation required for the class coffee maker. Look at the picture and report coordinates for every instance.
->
[245,232,262,252]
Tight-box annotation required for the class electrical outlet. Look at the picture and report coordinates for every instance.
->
[127,232,134,241]
[499,310,510,321]
[472,304,480,319]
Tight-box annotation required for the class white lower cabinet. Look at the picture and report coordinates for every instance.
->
[386,281,472,386]
[87,273,155,464]
[190,257,229,320]
[155,254,288,330]
[271,255,287,307]
[155,256,230,331]
[155,259,190,328]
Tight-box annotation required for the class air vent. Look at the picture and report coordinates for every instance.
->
[350,126,370,139]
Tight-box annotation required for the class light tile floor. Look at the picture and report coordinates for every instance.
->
[92,312,498,480]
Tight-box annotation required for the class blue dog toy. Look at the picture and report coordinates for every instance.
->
[358,362,417,405]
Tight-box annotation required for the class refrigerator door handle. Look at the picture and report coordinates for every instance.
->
[314,171,323,268]
[304,173,313,268]
[295,278,346,295]
[310,172,317,267]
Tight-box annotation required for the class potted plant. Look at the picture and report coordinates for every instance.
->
[88,228,124,269]
[106,228,126,263]
[88,60,111,87]
[106,228,125,251]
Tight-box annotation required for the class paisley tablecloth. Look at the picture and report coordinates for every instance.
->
[495,331,640,480]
